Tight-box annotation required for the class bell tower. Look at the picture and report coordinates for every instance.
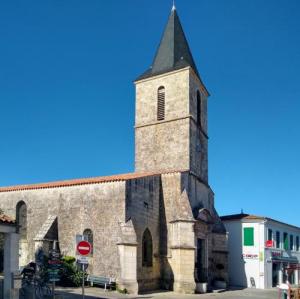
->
[134,6,209,183]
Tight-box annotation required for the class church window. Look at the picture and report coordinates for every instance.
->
[83,228,93,254]
[142,228,153,267]
[157,86,165,121]
[16,201,27,240]
[197,91,201,127]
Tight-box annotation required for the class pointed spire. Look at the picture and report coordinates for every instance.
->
[172,0,176,11]
[136,7,200,81]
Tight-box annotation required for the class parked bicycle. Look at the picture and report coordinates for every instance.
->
[20,262,52,299]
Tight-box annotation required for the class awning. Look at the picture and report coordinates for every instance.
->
[271,256,299,264]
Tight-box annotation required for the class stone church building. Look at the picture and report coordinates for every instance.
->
[0,6,228,294]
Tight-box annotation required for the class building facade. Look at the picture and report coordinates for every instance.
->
[0,213,18,299]
[0,7,228,294]
[221,214,300,289]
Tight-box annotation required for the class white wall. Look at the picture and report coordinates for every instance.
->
[224,218,300,290]
[223,221,246,287]
[242,221,264,288]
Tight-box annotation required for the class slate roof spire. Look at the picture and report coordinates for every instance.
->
[137,5,200,81]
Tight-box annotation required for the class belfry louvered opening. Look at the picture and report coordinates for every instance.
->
[157,86,165,121]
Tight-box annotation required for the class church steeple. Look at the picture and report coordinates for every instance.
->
[137,6,200,81]
[135,7,209,182]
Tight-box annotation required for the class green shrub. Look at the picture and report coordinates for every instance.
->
[58,256,86,287]
[61,256,76,264]
[116,286,128,294]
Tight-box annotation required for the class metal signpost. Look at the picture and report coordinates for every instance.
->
[48,248,62,299]
[76,240,92,299]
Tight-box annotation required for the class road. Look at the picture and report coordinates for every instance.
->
[55,287,278,299]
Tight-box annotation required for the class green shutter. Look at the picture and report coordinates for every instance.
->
[244,227,254,246]
[284,233,289,250]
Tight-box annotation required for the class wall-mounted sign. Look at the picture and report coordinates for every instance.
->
[259,252,264,262]
[266,240,274,248]
[242,253,259,259]
[271,251,282,257]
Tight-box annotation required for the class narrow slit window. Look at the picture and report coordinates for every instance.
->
[142,228,153,267]
[197,91,201,127]
[157,86,165,121]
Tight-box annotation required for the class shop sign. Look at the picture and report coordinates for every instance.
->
[242,253,258,259]
[266,240,274,247]
[272,251,282,257]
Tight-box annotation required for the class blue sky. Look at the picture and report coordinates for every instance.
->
[0,1,299,226]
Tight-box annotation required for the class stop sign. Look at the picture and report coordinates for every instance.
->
[77,241,91,256]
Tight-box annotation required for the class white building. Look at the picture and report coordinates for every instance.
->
[221,213,300,289]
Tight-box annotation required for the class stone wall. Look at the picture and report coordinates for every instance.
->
[0,181,126,279]
[125,175,161,292]
[189,70,209,182]
[135,69,190,173]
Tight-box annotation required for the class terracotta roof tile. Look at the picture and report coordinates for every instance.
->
[0,213,15,224]
[0,169,188,193]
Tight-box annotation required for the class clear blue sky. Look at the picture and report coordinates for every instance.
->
[0,1,299,226]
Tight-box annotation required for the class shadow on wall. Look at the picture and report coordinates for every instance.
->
[228,221,247,288]
[159,180,174,291]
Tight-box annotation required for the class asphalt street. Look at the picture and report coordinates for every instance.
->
[55,287,278,299]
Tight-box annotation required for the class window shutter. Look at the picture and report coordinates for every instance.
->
[244,227,254,246]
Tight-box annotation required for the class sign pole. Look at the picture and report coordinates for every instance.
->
[82,263,85,299]
[76,239,91,299]
[52,281,55,299]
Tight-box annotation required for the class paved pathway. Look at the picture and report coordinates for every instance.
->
[55,287,278,299]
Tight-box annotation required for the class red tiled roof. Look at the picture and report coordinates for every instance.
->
[0,213,15,224]
[0,169,188,193]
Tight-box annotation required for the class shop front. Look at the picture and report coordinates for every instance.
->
[269,253,299,287]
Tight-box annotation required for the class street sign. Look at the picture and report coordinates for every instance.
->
[266,240,274,248]
[77,240,91,256]
[77,257,89,264]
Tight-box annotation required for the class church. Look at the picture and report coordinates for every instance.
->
[0,6,228,294]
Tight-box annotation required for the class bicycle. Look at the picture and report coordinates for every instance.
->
[20,272,53,299]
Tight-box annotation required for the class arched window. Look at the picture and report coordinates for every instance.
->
[197,91,201,127]
[16,201,27,240]
[142,228,153,267]
[83,228,93,254]
[157,86,165,121]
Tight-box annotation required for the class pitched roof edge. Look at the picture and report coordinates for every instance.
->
[0,213,16,224]
[221,213,300,230]
[0,169,189,193]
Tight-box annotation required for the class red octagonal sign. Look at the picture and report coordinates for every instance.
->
[77,241,91,256]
